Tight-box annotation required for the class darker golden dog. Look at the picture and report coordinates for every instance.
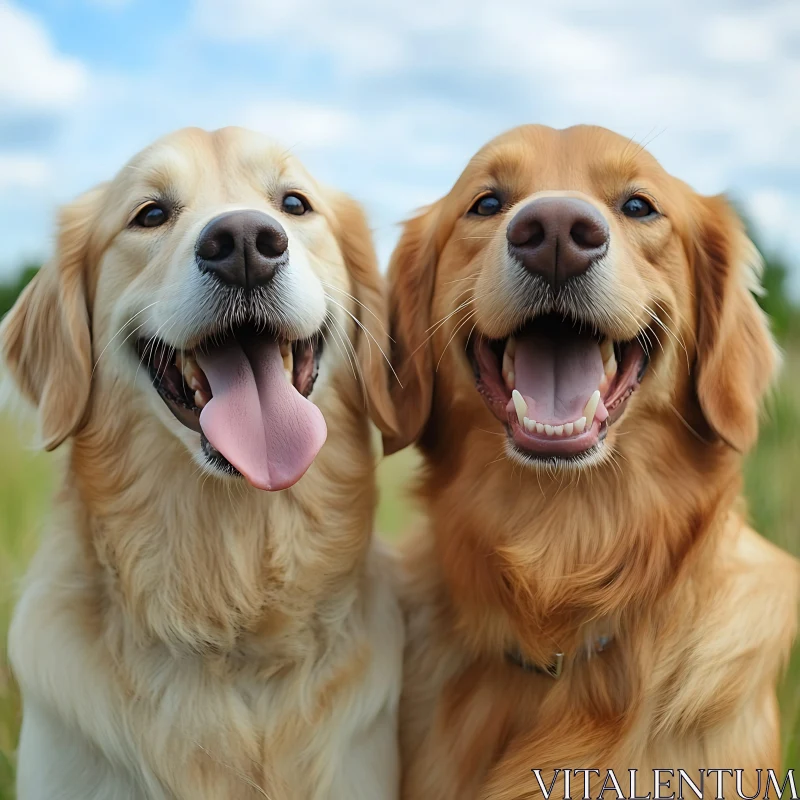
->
[387,125,799,799]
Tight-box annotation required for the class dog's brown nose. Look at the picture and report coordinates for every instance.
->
[196,210,288,290]
[506,197,609,289]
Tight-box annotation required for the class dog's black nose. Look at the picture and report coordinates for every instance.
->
[195,210,288,290]
[506,197,609,290]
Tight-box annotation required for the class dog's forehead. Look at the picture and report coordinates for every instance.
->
[112,127,311,199]
[458,125,671,194]
[211,126,314,185]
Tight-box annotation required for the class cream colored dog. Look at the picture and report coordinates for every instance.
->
[3,127,402,799]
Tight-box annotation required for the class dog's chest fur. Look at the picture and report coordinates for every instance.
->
[11,415,403,800]
[399,519,797,800]
[13,516,402,799]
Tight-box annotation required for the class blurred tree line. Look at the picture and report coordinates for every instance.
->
[0,264,39,321]
[0,239,798,340]
[761,252,799,341]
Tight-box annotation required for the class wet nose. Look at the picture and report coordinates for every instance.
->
[506,197,609,290]
[195,210,289,290]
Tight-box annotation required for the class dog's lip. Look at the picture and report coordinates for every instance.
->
[508,414,608,457]
[468,319,649,461]
[161,391,203,433]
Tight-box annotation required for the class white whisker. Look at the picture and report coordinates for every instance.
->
[324,294,401,388]
[319,280,391,339]
[436,309,477,372]
[92,302,161,376]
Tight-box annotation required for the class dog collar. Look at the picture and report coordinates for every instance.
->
[506,635,613,680]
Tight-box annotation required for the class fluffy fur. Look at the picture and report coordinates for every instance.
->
[3,127,403,799]
[387,125,799,799]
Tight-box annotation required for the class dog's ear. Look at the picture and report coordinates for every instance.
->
[692,194,778,453]
[382,204,440,455]
[1,187,101,450]
[329,191,399,439]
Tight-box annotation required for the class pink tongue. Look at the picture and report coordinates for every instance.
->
[196,335,327,491]
[514,328,603,423]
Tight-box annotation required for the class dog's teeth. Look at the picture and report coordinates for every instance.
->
[512,390,527,422]
[574,416,587,434]
[194,389,211,409]
[502,337,517,389]
[535,422,544,433]
[553,425,564,436]
[279,341,291,357]
[523,416,536,433]
[583,390,601,423]
[598,340,616,395]
[182,354,208,393]
[544,424,554,436]
[564,421,574,436]
[502,352,515,389]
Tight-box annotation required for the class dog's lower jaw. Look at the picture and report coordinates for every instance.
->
[504,437,610,472]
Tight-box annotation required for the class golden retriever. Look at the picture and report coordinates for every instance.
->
[386,125,800,799]
[2,126,402,799]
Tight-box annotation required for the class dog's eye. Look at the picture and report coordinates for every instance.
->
[282,193,311,216]
[133,202,169,228]
[469,194,502,217]
[621,196,656,219]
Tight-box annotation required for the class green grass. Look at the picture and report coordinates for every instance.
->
[745,346,800,768]
[0,414,57,797]
[376,446,422,540]
[1,352,799,798]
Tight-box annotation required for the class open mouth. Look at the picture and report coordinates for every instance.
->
[136,327,326,490]
[468,314,650,463]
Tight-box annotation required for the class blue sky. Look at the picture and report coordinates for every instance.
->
[2,0,799,294]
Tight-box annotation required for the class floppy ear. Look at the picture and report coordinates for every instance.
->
[329,191,398,439]
[382,205,439,455]
[693,194,778,453]
[1,188,100,450]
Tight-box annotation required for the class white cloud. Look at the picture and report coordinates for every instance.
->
[191,0,408,72]
[748,189,794,252]
[239,101,359,151]
[706,14,777,63]
[705,5,800,65]
[0,155,50,190]
[0,1,89,279]
[0,2,87,111]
